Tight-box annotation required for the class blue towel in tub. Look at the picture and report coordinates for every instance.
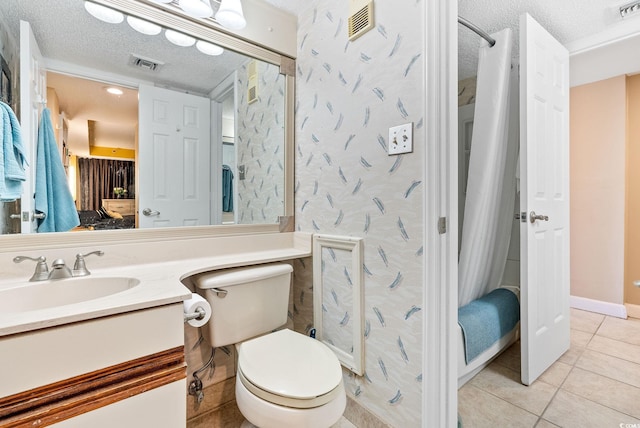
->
[458,288,520,364]
[34,108,79,232]
[0,101,28,201]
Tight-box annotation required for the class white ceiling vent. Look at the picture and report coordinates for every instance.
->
[129,54,165,72]
[348,0,374,41]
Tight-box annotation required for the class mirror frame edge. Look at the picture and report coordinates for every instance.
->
[1,0,295,250]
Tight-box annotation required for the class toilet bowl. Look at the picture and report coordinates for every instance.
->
[235,329,346,428]
[194,264,346,428]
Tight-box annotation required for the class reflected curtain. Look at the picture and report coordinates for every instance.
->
[458,28,516,307]
[77,158,135,210]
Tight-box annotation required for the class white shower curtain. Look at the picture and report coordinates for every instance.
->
[458,28,517,307]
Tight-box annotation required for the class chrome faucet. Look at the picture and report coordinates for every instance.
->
[73,251,104,276]
[13,256,50,281]
[49,259,73,279]
[13,250,104,281]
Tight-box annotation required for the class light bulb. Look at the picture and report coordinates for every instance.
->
[127,16,162,35]
[165,29,196,47]
[179,0,213,18]
[84,1,124,24]
[106,87,124,95]
[196,40,224,56]
[215,0,246,30]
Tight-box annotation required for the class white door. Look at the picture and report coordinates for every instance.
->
[519,13,570,385]
[138,84,211,228]
[19,20,46,233]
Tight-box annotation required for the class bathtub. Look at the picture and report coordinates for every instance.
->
[457,285,520,388]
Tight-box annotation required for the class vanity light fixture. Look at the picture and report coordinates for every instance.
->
[84,1,229,57]
[148,0,246,30]
[215,0,247,30]
[196,40,224,56]
[620,1,640,17]
[165,29,197,46]
[126,15,162,35]
[84,1,124,24]
[179,0,213,18]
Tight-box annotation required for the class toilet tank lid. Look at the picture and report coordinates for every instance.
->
[195,263,293,290]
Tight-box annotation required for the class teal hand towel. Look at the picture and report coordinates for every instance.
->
[458,288,520,364]
[0,101,28,201]
[35,108,79,232]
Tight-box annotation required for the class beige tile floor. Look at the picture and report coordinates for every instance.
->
[458,309,640,428]
[332,417,357,428]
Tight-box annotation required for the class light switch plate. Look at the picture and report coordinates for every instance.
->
[388,122,413,155]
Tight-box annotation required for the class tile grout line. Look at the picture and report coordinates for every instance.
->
[533,316,602,426]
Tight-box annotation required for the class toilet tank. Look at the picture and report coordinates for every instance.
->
[194,263,293,347]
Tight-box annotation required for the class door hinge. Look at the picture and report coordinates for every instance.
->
[438,217,447,234]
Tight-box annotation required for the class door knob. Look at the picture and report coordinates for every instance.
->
[529,211,549,223]
[142,208,160,216]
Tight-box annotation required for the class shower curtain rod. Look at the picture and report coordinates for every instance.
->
[458,16,496,47]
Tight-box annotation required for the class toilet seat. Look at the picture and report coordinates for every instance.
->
[237,329,343,409]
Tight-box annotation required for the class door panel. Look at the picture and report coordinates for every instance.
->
[19,20,46,233]
[520,13,570,385]
[138,85,211,228]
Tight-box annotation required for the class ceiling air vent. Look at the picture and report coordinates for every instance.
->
[129,54,165,72]
[348,0,374,41]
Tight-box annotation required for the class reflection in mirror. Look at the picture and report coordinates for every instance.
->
[313,234,364,376]
[0,0,289,235]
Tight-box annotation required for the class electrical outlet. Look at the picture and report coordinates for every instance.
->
[388,122,413,155]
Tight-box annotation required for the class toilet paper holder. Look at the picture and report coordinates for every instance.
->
[184,307,206,323]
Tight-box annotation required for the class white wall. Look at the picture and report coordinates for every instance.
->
[570,76,626,305]
[294,1,425,425]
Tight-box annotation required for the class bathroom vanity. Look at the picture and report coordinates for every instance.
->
[0,232,311,426]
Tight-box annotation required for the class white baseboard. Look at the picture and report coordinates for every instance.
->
[570,295,628,319]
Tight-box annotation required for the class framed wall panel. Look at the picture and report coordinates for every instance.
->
[313,234,364,375]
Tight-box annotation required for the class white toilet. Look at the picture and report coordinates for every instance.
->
[194,263,346,428]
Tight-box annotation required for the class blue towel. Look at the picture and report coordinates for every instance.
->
[0,101,28,201]
[35,108,79,232]
[222,164,233,212]
[458,288,520,364]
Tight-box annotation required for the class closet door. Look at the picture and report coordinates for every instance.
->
[519,13,570,385]
[19,20,46,233]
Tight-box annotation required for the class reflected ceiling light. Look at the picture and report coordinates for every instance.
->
[165,29,196,47]
[84,1,124,24]
[196,40,224,56]
[215,0,247,30]
[179,0,213,18]
[106,87,124,95]
[126,16,162,35]
[620,1,640,18]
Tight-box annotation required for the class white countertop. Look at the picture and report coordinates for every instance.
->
[0,233,312,337]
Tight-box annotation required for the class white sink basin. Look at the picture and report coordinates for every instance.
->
[0,277,140,313]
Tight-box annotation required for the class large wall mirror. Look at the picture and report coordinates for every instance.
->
[0,0,294,247]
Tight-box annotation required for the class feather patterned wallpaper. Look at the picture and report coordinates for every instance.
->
[293,0,425,425]
[236,59,286,224]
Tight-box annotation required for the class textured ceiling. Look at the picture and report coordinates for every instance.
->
[0,0,251,155]
[459,0,638,79]
[1,0,249,95]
